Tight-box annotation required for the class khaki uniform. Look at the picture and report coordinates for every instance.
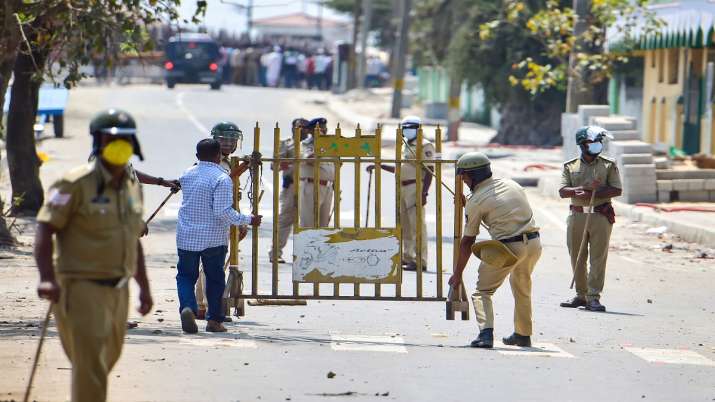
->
[37,160,144,402]
[560,155,622,301]
[270,138,297,260]
[464,177,541,336]
[299,138,335,227]
[400,140,435,266]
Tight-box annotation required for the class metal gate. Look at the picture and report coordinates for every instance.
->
[224,122,465,314]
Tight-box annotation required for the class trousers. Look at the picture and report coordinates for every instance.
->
[400,183,428,265]
[270,183,296,260]
[472,237,542,336]
[55,278,129,402]
[567,212,613,301]
[299,182,333,228]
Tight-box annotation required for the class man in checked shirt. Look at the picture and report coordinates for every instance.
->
[176,139,262,333]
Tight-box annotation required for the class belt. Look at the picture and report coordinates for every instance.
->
[570,203,610,214]
[499,232,540,244]
[401,179,416,186]
[87,277,128,288]
[301,178,331,186]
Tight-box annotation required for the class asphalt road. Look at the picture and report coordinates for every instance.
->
[1,85,714,402]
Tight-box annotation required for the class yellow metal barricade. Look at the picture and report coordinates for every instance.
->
[229,122,462,309]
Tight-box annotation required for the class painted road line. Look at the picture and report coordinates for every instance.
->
[330,333,407,353]
[176,92,208,133]
[496,342,575,358]
[178,336,258,349]
[536,206,567,233]
[625,347,715,366]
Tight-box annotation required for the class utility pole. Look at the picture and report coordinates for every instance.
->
[565,0,591,113]
[317,0,324,42]
[390,0,411,118]
[246,0,253,43]
[357,0,373,89]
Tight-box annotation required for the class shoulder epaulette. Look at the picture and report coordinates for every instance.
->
[61,162,95,183]
[563,157,579,165]
[598,154,616,163]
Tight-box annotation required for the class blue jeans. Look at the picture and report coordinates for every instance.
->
[176,246,227,322]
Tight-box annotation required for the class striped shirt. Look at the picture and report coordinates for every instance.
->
[176,161,252,251]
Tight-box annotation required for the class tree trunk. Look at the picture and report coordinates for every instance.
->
[491,96,564,146]
[7,44,46,216]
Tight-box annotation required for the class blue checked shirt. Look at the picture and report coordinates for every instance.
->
[176,161,252,251]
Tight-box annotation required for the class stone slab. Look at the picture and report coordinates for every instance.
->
[656,169,715,180]
[620,154,654,165]
[656,180,673,191]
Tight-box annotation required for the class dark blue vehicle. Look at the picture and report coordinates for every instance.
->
[164,33,222,90]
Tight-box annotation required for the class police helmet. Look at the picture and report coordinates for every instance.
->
[575,126,613,145]
[89,109,143,160]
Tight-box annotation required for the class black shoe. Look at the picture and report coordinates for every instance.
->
[402,261,417,271]
[180,307,198,334]
[560,296,587,308]
[223,316,233,323]
[502,333,531,347]
[585,299,606,312]
[470,329,494,348]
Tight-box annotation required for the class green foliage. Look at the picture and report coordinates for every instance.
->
[497,0,663,95]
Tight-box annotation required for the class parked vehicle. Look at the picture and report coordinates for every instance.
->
[164,33,222,90]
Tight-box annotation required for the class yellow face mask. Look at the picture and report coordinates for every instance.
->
[102,139,134,166]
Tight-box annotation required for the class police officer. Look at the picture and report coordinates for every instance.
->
[194,122,250,320]
[270,117,309,263]
[299,117,335,227]
[448,152,542,348]
[34,109,152,402]
[367,116,433,271]
[559,126,622,312]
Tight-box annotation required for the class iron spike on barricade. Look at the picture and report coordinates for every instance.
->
[446,283,470,321]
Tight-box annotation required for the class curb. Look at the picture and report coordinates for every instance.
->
[613,202,715,248]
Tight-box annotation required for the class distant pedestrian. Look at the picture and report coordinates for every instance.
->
[34,109,153,402]
[559,126,622,312]
[448,152,542,349]
[175,139,261,334]
[264,46,283,87]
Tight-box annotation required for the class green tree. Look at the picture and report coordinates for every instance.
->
[1,1,205,215]
[444,0,568,145]
[325,0,397,48]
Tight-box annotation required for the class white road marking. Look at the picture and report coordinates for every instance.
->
[536,207,567,233]
[625,347,715,366]
[330,333,407,353]
[496,342,575,358]
[176,92,208,133]
[178,336,258,349]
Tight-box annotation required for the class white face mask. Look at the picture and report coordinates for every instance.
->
[586,142,603,155]
[403,128,417,141]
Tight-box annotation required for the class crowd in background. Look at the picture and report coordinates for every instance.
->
[218,45,337,90]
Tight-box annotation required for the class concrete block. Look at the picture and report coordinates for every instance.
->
[577,105,610,125]
[621,164,656,178]
[610,141,654,156]
[679,190,710,202]
[687,179,706,191]
[620,191,658,204]
[654,157,671,169]
[657,190,672,202]
[656,169,715,180]
[609,130,641,141]
[656,180,673,191]
[590,115,636,131]
[705,179,715,191]
[620,154,654,165]
[673,180,690,191]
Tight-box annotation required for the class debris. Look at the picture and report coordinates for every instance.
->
[152,329,162,335]
[327,371,336,379]
[127,321,139,329]
[647,299,653,304]
[662,244,673,252]
[157,318,164,323]
[569,338,576,343]
[695,251,713,259]
[248,299,307,306]
[646,226,668,235]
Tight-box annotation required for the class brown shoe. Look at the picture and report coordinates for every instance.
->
[560,296,587,308]
[206,320,227,332]
[196,307,206,320]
